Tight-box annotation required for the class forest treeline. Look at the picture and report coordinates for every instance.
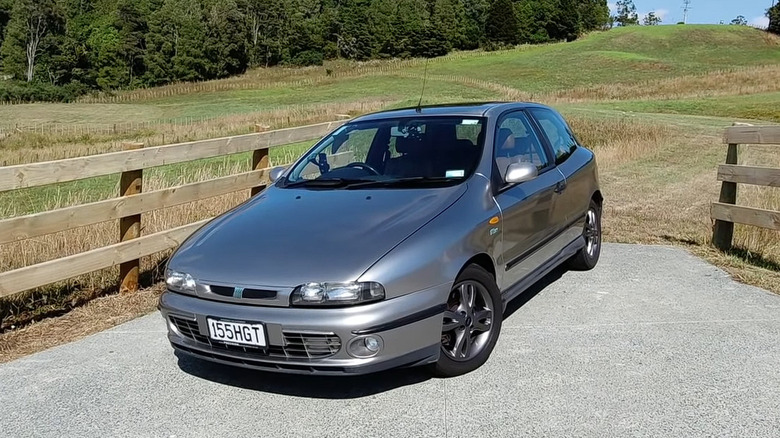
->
[0,0,610,102]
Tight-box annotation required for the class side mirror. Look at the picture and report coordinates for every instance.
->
[269,166,287,183]
[504,162,538,184]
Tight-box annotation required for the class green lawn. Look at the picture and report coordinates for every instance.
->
[1,24,779,215]
[0,140,317,217]
[574,92,780,123]
[1,25,777,127]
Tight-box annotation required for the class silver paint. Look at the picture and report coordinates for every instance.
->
[159,102,601,375]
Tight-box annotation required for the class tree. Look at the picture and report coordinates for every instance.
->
[336,0,374,60]
[116,0,148,86]
[643,11,661,26]
[613,0,638,26]
[485,0,518,45]
[145,0,208,84]
[768,3,780,35]
[431,0,461,48]
[551,0,582,42]
[1,0,62,82]
[245,0,289,67]
[730,15,748,26]
[203,0,248,77]
[578,0,610,32]
[0,0,12,59]
[457,0,489,49]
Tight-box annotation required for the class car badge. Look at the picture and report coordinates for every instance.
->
[233,287,245,298]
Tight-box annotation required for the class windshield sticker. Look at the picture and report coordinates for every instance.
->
[445,170,465,178]
[461,119,480,125]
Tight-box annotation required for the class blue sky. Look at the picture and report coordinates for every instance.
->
[608,0,776,27]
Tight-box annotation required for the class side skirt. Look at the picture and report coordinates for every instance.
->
[500,235,585,309]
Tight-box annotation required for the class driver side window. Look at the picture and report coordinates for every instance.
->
[494,112,549,182]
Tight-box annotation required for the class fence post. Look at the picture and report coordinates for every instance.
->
[119,142,145,293]
[251,124,271,196]
[712,142,739,250]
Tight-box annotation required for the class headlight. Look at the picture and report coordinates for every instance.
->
[290,282,385,307]
[165,270,197,294]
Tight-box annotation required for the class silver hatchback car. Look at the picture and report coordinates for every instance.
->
[160,102,602,376]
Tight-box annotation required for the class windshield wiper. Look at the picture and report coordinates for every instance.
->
[281,178,367,188]
[344,177,461,189]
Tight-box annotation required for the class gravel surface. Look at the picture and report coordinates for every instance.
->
[2,243,779,438]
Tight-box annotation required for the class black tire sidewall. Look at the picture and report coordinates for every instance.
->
[434,264,503,377]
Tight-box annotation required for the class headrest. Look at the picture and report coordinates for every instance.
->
[497,128,514,147]
[395,135,423,154]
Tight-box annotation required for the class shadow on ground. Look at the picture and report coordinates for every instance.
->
[176,352,433,399]
[176,266,567,398]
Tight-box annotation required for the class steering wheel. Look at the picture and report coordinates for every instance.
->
[346,162,380,176]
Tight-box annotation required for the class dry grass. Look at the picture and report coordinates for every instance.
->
[550,65,780,102]
[0,283,163,364]
[2,111,780,362]
[732,145,780,266]
[0,99,389,166]
[567,115,674,169]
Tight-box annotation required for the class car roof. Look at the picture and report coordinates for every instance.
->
[350,102,553,123]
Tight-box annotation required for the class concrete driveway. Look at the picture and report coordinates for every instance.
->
[1,243,779,437]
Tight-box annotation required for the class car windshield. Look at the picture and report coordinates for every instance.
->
[280,116,486,189]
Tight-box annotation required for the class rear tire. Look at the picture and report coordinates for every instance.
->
[567,199,602,271]
[434,264,503,377]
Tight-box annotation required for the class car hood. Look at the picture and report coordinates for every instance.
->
[169,185,467,288]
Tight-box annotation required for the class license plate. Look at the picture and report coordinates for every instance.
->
[207,318,266,347]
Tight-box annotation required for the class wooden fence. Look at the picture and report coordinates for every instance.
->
[711,125,780,250]
[0,120,347,298]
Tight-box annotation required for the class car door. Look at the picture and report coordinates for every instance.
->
[529,108,591,234]
[492,110,565,291]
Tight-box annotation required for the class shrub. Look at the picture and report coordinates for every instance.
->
[0,80,88,103]
[288,50,325,67]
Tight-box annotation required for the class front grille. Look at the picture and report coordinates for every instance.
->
[168,316,340,360]
[209,285,277,300]
[283,332,342,358]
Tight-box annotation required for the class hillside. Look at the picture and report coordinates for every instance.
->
[1,25,779,131]
[2,24,780,350]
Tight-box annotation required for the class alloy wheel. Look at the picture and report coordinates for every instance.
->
[441,281,494,361]
[584,208,601,257]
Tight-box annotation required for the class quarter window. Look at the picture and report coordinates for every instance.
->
[529,108,578,163]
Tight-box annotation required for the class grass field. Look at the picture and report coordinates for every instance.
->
[1,24,780,360]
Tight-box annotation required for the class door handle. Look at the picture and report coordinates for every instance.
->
[554,181,567,194]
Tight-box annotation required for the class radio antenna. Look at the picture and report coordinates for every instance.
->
[416,58,430,113]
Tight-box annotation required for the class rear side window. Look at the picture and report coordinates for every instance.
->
[529,108,578,164]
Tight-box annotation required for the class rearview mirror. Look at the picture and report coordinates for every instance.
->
[504,162,538,184]
[269,166,287,183]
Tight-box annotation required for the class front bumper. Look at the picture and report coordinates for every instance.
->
[158,283,450,375]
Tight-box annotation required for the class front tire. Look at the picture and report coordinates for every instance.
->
[567,199,602,271]
[434,264,503,377]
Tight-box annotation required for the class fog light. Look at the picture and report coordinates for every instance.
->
[347,335,384,358]
[364,336,380,352]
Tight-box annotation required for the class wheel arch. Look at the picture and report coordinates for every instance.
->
[459,253,497,280]
[592,190,604,207]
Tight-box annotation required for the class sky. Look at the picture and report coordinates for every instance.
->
[608,0,776,27]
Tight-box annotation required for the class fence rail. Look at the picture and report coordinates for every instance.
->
[0,120,346,298]
[711,125,780,250]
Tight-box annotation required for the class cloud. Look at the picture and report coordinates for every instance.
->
[750,16,769,29]
[654,9,669,21]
